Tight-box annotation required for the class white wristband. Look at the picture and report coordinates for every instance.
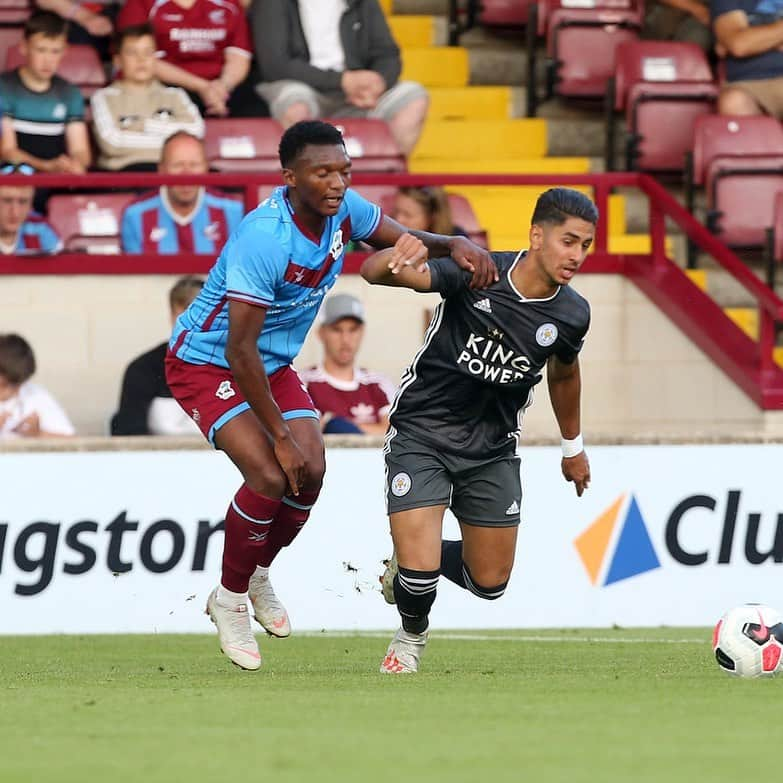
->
[561,434,584,458]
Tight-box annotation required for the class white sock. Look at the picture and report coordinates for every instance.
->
[217,584,248,607]
[253,565,270,579]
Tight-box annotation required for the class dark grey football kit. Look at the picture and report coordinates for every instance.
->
[383,250,590,525]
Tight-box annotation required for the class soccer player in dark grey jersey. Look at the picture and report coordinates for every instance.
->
[361,187,595,674]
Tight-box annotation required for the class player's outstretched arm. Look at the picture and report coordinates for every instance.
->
[547,354,590,497]
[225,300,306,494]
[360,234,433,291]
[367,214,498,289]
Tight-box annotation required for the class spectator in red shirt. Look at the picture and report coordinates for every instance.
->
[299,293,396,435]
[117,0,256,117]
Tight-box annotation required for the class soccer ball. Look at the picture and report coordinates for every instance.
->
[712,603,783,678]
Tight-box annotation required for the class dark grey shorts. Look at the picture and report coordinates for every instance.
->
[383,427,522,527]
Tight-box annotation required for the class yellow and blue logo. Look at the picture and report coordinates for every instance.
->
[574,494,661,586]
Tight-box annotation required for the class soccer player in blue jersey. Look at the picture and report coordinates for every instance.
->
[0,163,61,255]
[121,132,243,254]
[165,120,495,670]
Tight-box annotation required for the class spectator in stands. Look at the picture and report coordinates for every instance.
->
[299,293,395,435]
[0,12,91,175]
[91,24,205,172]
[0,163,61,255]
[0,333,75,439]
[712,0,783,116]
[121,131,244,253]
[111,275,204,435]
[117,0,258,117]
[644,0,712,52]
[251,0,429,155]
[392,186,467,237]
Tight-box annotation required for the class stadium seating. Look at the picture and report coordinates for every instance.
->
[4,43,106,96]
[541,0,643,101]
[687,115,783,250]
[203,118,284,172]
[376,188,487,247]
[606,40,717,173]
[0,25,22,52]
[480,0,533,27]
[47,193,136,253]
[206,118,406,174]
[326,119,407,172]
[0,0,29,24]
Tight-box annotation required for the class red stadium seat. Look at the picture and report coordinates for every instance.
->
[606,40,717,172]
[0,26,23,53]
[0,0,29,24]
[690,115,783,188]
[705,154,783,247]
[543,0,643,100]
[480,0,534,26]
[47,193,136,253]
[203,118,284,172]
[4,43,106,96]
[686,115,783,263]
[326,119,407,172]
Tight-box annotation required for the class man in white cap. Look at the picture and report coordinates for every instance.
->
[299,292,396,435]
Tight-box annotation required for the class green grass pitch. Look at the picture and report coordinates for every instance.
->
[0,629,776,783]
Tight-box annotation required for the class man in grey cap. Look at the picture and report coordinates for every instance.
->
[299,292,396,435]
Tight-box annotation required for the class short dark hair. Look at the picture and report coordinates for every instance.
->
[279,121,345,168]
[113,23,155,52]
[0,334,36,385]
[24,11,68,40]
[169,275,204,310]
[531,188,599,227]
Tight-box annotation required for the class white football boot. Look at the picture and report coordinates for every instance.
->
[248,568,291,638]
[380,552,398,604]
[205,588,262,671]
[379,627,428,674]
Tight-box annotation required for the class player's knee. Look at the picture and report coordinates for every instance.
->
[718,88,761,116]
[245,463,288,499]
[463,563,509,601]
[281,101,314,127]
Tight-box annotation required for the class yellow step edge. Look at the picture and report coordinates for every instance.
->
[684,269,708,291]
[413,119,548,159]
[724,307,758,339]
[427,86,511,121]
[486,234,672,254]
[774,347,783,368]
[608,194,625,236]
[379,0,392,13]
[401,47,470,87]
[608,235,674,255]
[388,16,434,47]
[410,157,591,174]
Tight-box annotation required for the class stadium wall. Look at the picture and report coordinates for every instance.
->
[2,273,781,437]
[2,442,783,633]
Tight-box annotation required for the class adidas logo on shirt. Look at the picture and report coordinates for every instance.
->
[505,500,520,515]
[473,298,492,313]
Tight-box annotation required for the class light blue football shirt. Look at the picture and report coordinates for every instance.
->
[170,186,381,373]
